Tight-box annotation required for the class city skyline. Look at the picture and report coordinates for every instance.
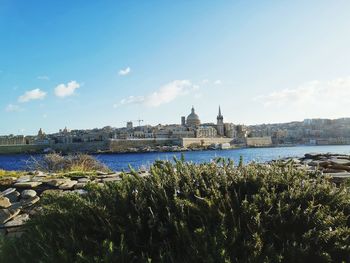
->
[2,1,350,134]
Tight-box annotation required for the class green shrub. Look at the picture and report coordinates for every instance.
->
[1,159,350,263]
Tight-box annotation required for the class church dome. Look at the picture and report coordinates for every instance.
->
[186,106,201,126]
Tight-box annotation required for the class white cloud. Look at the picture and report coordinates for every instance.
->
[202,79,209,84]
[37,75,50,81]
[5,104,21,112]
[116,80,197,108]
[18,89,47,103]
[214,80,222,85]
[118,67,131,76]
[254,77,350,119]
[54,81,80,98]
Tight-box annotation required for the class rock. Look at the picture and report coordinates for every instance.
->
[0,188,16,197]
[46,178,71,187]
[21,196,40,208]
[0,177,17,187]
[10,202,22,210]
[74,183,87,189]
[21,190,37,199]
[329,164,350,172]
[4,213,29,228]
[6,191,20,203]
[324,172,350,183]
[330,158,350,165]
[326,172,350,177]
[14,181,42,188]
[77,178,90,183]
[16,175,31,183]
[323,168,348,173]
[0,208,20,224]
[304,153,322,159]
[0,197,11,208]
[96,171,109,176]
[58,180,78,190]
[36,171,47,177]
[102,177,121,183]
[319,161,330,168]
[31,176,45,182]
[309,161,323,167]
[97,173,121,179]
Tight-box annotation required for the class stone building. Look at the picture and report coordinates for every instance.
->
[0,135,26,145]
[224,123,237,138]
[196,126,217,138]
[186,106,201,127]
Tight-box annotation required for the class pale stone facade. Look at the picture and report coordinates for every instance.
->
[196,126,217,138]
[186,106,201,127]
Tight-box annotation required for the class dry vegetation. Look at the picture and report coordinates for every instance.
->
[28,153,111,174]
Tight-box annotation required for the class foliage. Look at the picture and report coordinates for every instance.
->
[1,159,350,263]
[29,153,111,173]
[0,169,24,178]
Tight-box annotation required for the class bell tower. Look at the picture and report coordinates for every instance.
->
[217,106,224,136]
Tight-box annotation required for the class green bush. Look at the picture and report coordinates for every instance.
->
[1,159,350,263]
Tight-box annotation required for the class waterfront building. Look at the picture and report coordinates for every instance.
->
[0,135,26,145]
[34,128,50,145]
[126,121,133,130]
[224,123,237,138]
[196,126,217,138]
[181,116,186,126]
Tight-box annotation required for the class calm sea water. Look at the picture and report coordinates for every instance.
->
[1,145,350,171]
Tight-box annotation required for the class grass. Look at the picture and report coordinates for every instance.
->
[1,158,350,262]
[0,169,24,178]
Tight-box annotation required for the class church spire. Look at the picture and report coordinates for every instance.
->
[216,106,224,136]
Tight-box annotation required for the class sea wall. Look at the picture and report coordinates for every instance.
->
[53,142,109,153]
[0,142,109,155]
[0,145,47,154]
[109,138,180,151]
[246,136,272,147]
[180,138,234,147]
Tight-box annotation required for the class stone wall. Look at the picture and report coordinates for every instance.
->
[0,145,47,154]
[109,138,180,151]
[0,142,109,155]
[52,142,109,153]
[246,136,272,147]
[180,138,234,147]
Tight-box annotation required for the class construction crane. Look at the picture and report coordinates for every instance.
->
[135,119,144,127]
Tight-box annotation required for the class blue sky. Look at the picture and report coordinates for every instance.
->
[1,0,350,135]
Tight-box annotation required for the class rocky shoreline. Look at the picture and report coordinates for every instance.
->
[275,152,350,183]
[0,170,130,238]
[1,152,350,238]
